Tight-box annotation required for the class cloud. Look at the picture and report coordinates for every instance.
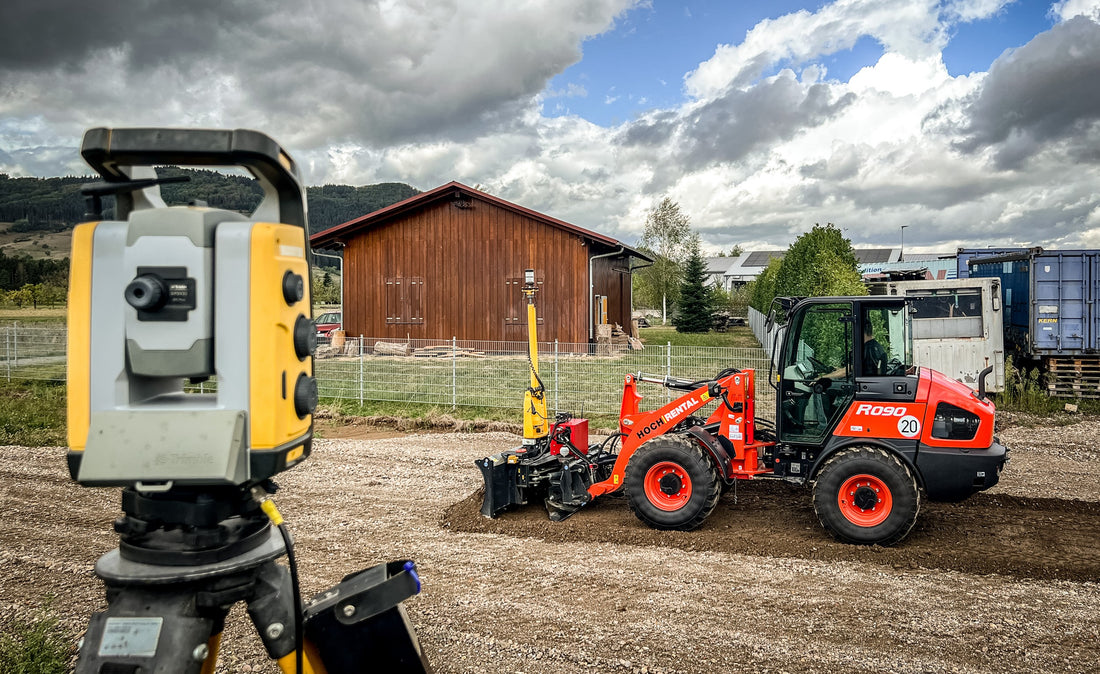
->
[947,16,1100,169]
[1,0,1098,256]
[683,0,949,100]
[0,0,638,152]
[1050,0,1100,21]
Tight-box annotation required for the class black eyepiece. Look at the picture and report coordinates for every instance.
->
[125,274,169,312]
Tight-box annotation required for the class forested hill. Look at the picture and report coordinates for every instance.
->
[0,168,420,235]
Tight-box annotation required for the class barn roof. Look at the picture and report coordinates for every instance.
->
[311,181,652,262]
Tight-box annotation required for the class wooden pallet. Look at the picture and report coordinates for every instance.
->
[412,345,486,358]
[1046,356,1100,399]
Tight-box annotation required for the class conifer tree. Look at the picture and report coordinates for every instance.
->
[675,236,712,333]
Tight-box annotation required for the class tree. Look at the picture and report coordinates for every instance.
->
[634,197,693,324]
[711,283,752,317]
[675,236,712,333]
[775,223,864,300]
[311,268,340,305]
[748,257,783,313]
[748,224,865,313]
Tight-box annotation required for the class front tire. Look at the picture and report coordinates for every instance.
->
[625,435,720,531]
[812,447,920,546]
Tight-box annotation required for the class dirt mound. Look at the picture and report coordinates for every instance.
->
[443,481,1100,582]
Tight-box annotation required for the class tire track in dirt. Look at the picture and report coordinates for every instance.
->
[442,481,1100,582]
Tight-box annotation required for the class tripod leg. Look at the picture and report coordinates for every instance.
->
[275,646,324,674]
[247,560,324,674]
[199,630,222,674]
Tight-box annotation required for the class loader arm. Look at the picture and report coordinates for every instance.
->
[590,371,772,497]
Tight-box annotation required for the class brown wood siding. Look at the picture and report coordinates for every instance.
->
[342,198,594,343]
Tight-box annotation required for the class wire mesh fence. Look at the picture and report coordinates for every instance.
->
[2,325,776,418]
[1,323,67,382]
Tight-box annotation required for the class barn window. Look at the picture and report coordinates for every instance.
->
[385,277,424,325]
[505,275,544,329]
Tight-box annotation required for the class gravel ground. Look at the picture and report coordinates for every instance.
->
[1,417,1099,673]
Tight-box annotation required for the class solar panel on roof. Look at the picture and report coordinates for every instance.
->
[743,251,783,266]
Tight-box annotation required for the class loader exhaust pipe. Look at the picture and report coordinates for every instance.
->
[977,364,994,401]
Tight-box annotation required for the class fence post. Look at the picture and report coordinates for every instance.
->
[666,341,672,402]
[359,335,364,406]
[12,322,17,369]
[5,327,9,382]
[452,336,457,410]
[554,339,559,414]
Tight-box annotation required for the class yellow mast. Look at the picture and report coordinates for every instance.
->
[521,269,549,445]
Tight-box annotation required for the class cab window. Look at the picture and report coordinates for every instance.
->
[861,306,912,376]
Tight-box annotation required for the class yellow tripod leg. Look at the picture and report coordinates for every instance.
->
[276,640,327,674]
[200,633,221,674]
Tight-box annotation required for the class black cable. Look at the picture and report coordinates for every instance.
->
[277,523,304,674]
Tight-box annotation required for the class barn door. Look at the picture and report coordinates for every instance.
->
[385,277,424,325]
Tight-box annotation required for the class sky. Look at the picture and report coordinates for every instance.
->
[2,0,1100,255]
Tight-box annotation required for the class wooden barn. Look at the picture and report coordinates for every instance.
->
[309,181,652,344]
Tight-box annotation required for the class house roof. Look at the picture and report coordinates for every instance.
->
[311,180,653,262]
[705,256,736,274]
[739,250,785,268]
[854,248,900,264]
[727,248,901,271]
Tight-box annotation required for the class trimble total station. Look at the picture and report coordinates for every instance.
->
[66,128,429,673]
[68,127,316,488]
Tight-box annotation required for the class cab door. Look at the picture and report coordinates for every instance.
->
[776,301,856,445]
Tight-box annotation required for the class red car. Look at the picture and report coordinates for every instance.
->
[314,311,342,344]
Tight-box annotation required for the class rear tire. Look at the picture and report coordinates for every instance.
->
[812,447,920,546]
[625,435,720,531]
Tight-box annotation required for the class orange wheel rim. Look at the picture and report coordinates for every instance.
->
[644,461,692,511]
[837,474,893,527]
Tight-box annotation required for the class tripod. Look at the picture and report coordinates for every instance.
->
[74,486,313,673]
[75,487,431,673]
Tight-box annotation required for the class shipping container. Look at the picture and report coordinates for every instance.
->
[969,248,1100,355]
[970,248,1100,399]
[955,247,1027,279]
[873,278,1004,392]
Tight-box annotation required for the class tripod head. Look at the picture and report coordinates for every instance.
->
[67,128,317,492]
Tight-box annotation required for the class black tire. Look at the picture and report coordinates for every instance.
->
[812,447,920,546]
[625,435,721,531]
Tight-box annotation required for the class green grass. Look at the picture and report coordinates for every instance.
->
[997,356,1100,416]
[0,601,72,674]
[0,379,66,446]
[317,398,622,434]
[314,341,773,418]
[0,307,67,325]
[639,324,761,348]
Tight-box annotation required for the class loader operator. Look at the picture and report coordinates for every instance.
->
[825,320,888,378]
[861,321,888,376]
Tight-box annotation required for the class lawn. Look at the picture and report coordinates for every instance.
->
[0,379,67,446]
[639,323,762,348]
[0,307,67,324]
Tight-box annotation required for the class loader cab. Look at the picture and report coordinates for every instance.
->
[772,297,914,445]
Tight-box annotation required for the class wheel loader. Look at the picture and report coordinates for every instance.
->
[477,278,1008,546]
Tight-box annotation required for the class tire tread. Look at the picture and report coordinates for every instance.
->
[811,446,920,546]
[625,434,721,531]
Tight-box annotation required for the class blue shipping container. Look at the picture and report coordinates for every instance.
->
[970,249,1100,356]
[955,247,1027,279]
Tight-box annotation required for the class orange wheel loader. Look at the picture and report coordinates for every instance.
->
[477,292,1008,546]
